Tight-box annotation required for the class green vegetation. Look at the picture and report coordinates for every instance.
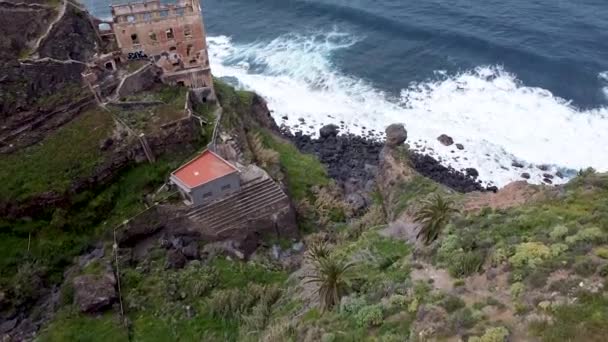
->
[213,78,257,130]
[116,85,188,134]
[413,194,460,244]
[393,174,442,216]
[39,311,127,342]
[306,256,354,311]
[0,108,115,201]
[6,78,608,342]
[257,129,329,200]
[530,292,608,341]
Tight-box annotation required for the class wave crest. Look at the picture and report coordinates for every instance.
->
[208,32,608,187]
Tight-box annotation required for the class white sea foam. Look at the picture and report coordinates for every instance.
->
[207,33,608,187]
[601,72,608,100]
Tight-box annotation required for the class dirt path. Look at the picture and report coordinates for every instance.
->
[28,0,67,59]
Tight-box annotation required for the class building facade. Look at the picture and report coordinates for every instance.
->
[170,150,241,206]
[110,0,213,89]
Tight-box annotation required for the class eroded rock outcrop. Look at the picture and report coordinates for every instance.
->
[73,273,117,313]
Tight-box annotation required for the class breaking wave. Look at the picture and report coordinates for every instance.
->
[208,31,608,187]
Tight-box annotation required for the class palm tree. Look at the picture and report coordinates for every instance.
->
[305,256,353,311]
[414,194,460,244]
[306,242,330,263]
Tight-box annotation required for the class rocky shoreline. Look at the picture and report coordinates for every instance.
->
[282,123,496,195]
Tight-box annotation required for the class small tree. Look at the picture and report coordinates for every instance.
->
[414,194,459,244]
[306,242,330,263]
[305,256,353,311]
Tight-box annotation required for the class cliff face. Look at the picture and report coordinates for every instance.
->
[0,0,56,62]
[0,0,100,151]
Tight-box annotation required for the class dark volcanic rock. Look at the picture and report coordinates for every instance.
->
[385,124,407,147]
[512,161,524,168]
[167,249,187,269]
[437,134,454,146]
[181,242,200,260]
[543,178,553,184]
[286,128,490,194]
[521,173,531,179]
[409,154,487,192]
[537,164,550,171]
[465,168,479,179]
[319,124,339,138]
[0,318,17,334]
[556,171,564,179]
[543,173,554,179]
[455,143,464,150]
[73,273,117,313]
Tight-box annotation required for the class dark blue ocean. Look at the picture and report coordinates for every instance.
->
[85,0,608,186]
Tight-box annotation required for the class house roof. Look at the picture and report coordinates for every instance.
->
[171,150,238,189]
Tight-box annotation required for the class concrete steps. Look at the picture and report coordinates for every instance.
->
[187,177,289,234]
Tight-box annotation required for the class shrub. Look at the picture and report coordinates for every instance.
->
[550,243,568,257]
[468,326,509,342]
[321,333,336,342]
[388,294,408,308]
[573,259,598,277]
[437,234,461,260]
[408,297,419,313]
[549,225,570,240]
[248,132,279,169]
[526,267,551,289]
[510,282,525,299]
[490,247,509,266]
[11,261,46,305]
[440,295,466,313]
[509,242,550,268]
[565,227,605,245]
[598,264,608,277]
[449,307,477,331]
[593,246,608,259]
[354,305,383,327]
[449,251,485,278]
[339,295,366,315]
[414,194,460,244]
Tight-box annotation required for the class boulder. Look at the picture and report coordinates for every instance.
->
[543,178,553,185]
[0,318,17,334]
[385,124,407,147]
[181,242,200,260]
[319,124,339,138]
[73,273,117,313]
[437,134,454,146]
[556,171,564,179]
[512,161,524,168]
[465,168,479,178]
[99,138,114,151]
[346,193,367,213]
[166,249,187,269]
[521,172,531,179]
[543,173,554,179]
[455,143,464,150]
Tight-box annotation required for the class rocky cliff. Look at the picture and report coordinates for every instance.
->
[0,0,99,152]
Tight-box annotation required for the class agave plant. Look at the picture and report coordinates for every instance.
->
[305,256,353,311]
[414,194,460,244]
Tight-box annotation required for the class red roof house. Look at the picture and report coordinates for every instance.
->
[170,150,240,206]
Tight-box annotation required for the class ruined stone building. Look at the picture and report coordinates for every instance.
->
[110,0,213,90]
